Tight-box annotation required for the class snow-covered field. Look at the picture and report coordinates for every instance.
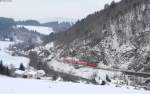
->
[0,75,149,94]
[0,41,29,68]
[17,25,54,35]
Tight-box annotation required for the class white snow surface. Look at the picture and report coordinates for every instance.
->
[45,42,54,49]
[0,41,29,68]
[17,25,54,35]
[0,75,149,94]
[48,60,121,80]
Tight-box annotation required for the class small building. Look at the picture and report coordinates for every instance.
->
[23,69,45,79]
[36,70,46,79]
[23,70,37,79]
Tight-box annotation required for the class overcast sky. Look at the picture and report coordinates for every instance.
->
[0,0,120,21]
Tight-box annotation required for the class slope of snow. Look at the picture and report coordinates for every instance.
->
[0,41,29,68]
[47,59,121,80]
[0,75,149,94]
[45,42,54,49]
[17,25,54,35]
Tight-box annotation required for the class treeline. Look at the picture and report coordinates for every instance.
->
[42,21,72,32]
[0,17,15,30]
[0,60,11,76]
[0,17,15,41]
[16,20,41,26]
[16,20,73,32]
[0,60,25,76]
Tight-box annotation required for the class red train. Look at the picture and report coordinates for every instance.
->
[63,57,97,68]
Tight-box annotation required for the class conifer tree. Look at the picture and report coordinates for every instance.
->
[6,66,10,76]
[19,63,25,71]
[0,60,3,73]
[0,60,5,74]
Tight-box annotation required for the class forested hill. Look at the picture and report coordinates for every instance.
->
[55,0,148,45]
[53,0,150,72]
[0,17,15,30]
[16,20,73,32]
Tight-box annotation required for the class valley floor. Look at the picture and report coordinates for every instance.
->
[0,75,150,94]
[0,41,29,68]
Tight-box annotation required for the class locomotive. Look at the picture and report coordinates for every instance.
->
[63,57,98,68]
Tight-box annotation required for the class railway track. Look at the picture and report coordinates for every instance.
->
[62,58,150,77]
[95,67,150,77]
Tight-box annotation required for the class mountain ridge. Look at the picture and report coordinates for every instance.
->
[52,0,150,73]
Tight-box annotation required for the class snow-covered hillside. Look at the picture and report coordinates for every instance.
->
[17,25,54,35]
[0,75,149,94]
[0,41,29,68]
